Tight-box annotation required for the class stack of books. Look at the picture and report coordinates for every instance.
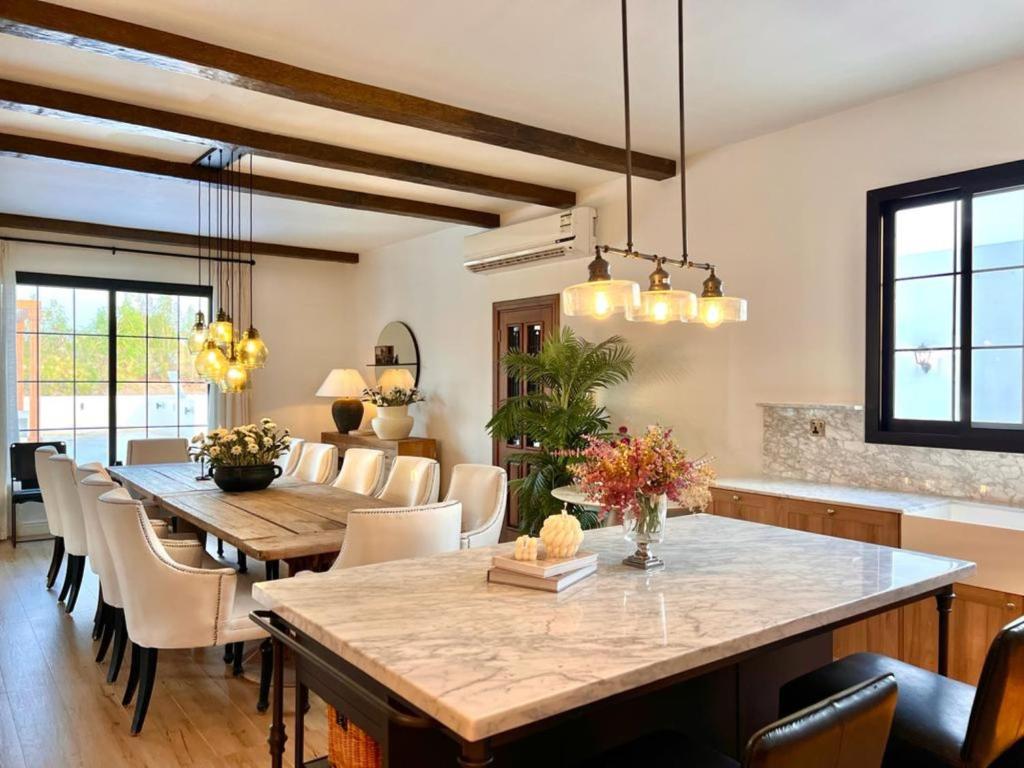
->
[487,551,598,592]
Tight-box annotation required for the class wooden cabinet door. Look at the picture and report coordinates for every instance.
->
[903,584,1023,684]
[783,498,831,537]
[709,489,785,526]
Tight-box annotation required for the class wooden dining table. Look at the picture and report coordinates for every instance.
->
[107,462,390,575]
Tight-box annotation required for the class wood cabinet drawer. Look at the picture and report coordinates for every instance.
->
[710,488,786,527]
[782,499,900,547]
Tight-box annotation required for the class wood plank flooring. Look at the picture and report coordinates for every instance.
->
[0,538,329,768]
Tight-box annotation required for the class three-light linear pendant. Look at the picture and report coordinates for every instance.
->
[186,152,269,393]
[562,0,747,328]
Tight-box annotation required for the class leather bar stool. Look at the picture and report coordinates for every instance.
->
[590,674,897,768]
[779,615,1024,768]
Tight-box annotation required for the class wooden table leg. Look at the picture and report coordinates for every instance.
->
[458,740,493,767]
[268,635,287,768]
[936,585,955,677]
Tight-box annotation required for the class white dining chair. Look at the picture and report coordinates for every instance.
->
[375,456,440,507]
[291,442,338,484]
[49,454,104,614]
[96,487,273,734]
[34,446,65,590]
[445,464,508,549]
[277,437,305,476]
[332,501,463,569]
[332,448,386,496]
[125,437,189,465]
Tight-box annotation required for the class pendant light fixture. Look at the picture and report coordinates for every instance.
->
[237,155,269,369]
[219,152,249,394]
[186,174,210,354]
[562,0,747,328]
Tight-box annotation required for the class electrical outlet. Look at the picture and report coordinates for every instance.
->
[809,419,826,437]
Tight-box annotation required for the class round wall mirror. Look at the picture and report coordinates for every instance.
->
[371,321,420,386]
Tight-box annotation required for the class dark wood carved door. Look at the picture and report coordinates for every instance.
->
[492,294,559,535]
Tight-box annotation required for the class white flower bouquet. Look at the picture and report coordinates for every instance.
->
[191,418,291,468]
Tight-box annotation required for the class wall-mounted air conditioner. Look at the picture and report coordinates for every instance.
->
[463,206,596,274]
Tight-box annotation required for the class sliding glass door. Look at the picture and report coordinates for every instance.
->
[15,273,212,465]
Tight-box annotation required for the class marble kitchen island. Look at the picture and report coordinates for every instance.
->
[252,514,974,767]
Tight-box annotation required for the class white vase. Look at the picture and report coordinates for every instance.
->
[371,405,414,440]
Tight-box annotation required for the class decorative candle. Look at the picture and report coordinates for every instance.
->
[540,508,584,559]
[513,535,539,561]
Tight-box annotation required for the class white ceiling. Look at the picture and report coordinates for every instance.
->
[3,0,1024,253]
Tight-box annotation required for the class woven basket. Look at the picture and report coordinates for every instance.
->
[328,705,381,768]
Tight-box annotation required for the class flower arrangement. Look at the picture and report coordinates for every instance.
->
[566,425,715,530]
[361,386,425,407]
[191,418,291,468]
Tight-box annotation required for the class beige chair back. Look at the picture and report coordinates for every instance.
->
[126,438,188,465]
[292,442,338,484]
[332,448,386,496]
[376,456,439,507]
[445,464,507,548]
[334,501,462,570]
[34,446,63,536]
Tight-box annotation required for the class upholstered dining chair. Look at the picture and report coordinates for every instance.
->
[331,500,462,569]
[34,445,66,589]
[278,437,305,476]
[290,442,338,484]
[96,487,273,734]
[375,456,440,507]
[332,448,386,496]
[444,464,507,549]
[49,454,104,613]
[779,615,1024,768]
[589,674,897,768]
[125,437,189,465]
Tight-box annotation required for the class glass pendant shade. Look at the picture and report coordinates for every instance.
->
[186,311,208,354]
[563,278,640,319]
[697,296,747,328]
[209,310,234,347]
[237,326,269,369]
[219,355,249,393]
[627,288,698,323]
[194,338,229,381]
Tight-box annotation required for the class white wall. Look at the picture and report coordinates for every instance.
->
[349,56,1024,484]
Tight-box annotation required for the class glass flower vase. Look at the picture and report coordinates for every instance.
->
[622,494,668,570]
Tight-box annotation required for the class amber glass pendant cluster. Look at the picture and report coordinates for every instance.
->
[188,152,268,393]
[563,0,748,328]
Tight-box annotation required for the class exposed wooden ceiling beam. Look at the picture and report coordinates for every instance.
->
[0,0,676,180]
[0,132,501,228]
[0,212,359,263]
[0,79,573,208]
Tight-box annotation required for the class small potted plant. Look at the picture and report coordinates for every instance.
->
[567,425,715,568]
[191,418,292,492]
[362,385,424,440]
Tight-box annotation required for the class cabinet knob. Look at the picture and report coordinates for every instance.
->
[826,508,836,515]
[1006,602,1017,610]
[732,494,741,501]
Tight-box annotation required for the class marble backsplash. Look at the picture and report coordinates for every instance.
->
[761,404,1024,506]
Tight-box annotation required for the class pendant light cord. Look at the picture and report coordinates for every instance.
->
[618,0,634,256]
[249,154,255,329]
[678,0,689,264]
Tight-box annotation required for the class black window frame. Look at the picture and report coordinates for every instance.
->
[866,158,1024,454]
[15,271,213,465]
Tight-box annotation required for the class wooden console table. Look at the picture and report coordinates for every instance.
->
[320,432,439,469]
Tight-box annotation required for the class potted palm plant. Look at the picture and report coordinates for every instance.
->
[487,328,634,534]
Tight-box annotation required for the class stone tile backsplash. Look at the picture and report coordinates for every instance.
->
[761,404,1024,506]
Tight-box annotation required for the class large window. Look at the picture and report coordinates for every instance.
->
[15,273,212,465]
[867,160,1024,453]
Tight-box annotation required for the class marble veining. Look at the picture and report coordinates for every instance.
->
[713,476,948,513]
[762,404,1024,506]
[253,515,973,742]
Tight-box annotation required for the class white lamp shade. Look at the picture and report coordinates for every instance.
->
[378,367,415,391]
[697,296,748,328]
[316,368,367,398]
[562,279,640,318]
[626,289,698,324]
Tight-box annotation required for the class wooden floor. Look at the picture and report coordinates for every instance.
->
[0,538,330,768]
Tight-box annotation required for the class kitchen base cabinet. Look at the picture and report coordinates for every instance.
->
[709,489,787,527]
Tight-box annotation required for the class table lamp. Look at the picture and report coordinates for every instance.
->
[316,369,367,433]
[377,367,415,392]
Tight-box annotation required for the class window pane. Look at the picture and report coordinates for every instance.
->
[180,382,208,426]
[148,338,178,382]
[147,294,178,337]
[38,287,73,333]
[74,429,109,466]
[972,268,1023,348]
[972,348,1023,425]
[894,276,955,349]
[16,333,36,380]
[75,383,109,428]
[39,382,74,429]
[39,335,74,381]
[179,295,204,336]
[16,284,38,333]
[894,349,954,421]
[116,382,146,428]
[973,188,1024,270]
[895,201,957,278]
[75,335,109,382]
[116,337,146,381]
[178,339,201,382]
[74,288,108,334]
[38,430,73,455]
[147,383,176,427]
[116,292,147,336]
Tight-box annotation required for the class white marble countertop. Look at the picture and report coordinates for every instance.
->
[253,514,973,742]
[714,476,954,513]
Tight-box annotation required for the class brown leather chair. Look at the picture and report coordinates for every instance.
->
[780,615,1024,768]
[589,674,897,768]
